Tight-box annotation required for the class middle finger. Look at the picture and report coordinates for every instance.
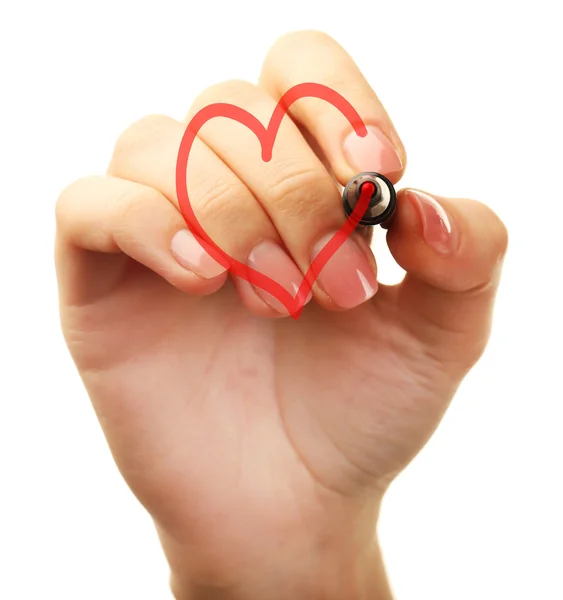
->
[187,80,378,310]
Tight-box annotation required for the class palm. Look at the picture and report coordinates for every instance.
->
[62,257,456,548]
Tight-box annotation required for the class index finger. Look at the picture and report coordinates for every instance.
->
[259,30,406,185]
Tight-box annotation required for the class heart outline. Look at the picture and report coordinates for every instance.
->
[175,82,371,319]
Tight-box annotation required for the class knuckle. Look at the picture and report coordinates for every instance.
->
[266,163,329,219]
[269,29,336,58]
[55,178,80,222]
[115,185,163,227]
[109,114,175,173]
[111,186,167,248]
[55,176,97,231]
[196,176,246,224]
[189,80,256,114]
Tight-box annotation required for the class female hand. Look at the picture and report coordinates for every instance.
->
[55,30,507,600]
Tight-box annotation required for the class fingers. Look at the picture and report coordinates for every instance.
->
[185,80,378,310]
[107,115,307,317]
[78,29,405,317]
[55,175,228,306]
[259,30,406,185]
[107,114,276,261]
[385,188,508,367]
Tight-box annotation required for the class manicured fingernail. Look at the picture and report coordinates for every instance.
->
[311,233,377,309]
[170,229,227,278]
[247,241,310,314]
[343,125,403,176]
[408,190,459,256]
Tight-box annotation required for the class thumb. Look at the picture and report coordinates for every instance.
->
[386,188,508,369]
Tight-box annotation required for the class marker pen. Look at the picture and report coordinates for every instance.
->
[342,172,397,227]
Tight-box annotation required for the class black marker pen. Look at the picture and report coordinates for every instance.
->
[342,172,397,227]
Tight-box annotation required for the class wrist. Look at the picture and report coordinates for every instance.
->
[159,510,393,600]
[169,543,392,600]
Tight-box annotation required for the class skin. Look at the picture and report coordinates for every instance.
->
[55,31,508,600]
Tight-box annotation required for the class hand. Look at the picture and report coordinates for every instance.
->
[55,31,507,600]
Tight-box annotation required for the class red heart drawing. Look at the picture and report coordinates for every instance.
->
[175,82,372,319]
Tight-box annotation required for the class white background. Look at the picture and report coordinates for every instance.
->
[1,0,562,598]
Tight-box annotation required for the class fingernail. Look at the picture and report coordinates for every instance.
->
[408,190,460,256]
[311,233,377,309]
[343,125,403,176]
[247,241,310,314]
[170,229,227,278]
